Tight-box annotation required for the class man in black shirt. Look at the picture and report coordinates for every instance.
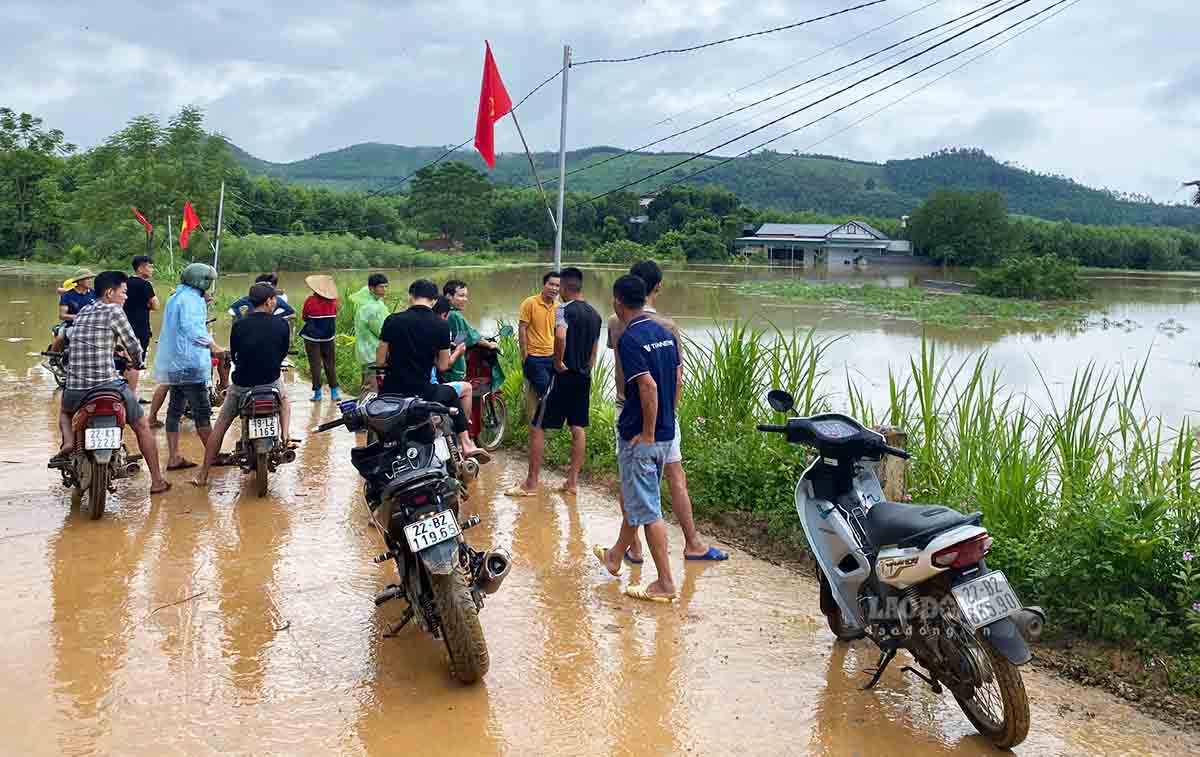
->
[511,267,601,496]
[123,255,159,395]
[193,282,292,486]
[377,279,488,460]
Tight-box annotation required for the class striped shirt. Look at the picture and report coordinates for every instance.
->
[65,301,142,391]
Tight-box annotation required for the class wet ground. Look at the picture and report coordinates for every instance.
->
[2,381,1199,756]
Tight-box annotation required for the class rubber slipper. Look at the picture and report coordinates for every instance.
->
[464,449,492,464]
[623,547,644,565]
[166,459,197,471]
[685,546,730,562]
[593,544,620,577]
[559,485,578,495]
[504,486,537,497]
[150,481,172,495]
[624,585,676,604]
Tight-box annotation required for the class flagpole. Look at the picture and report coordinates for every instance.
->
[509,111,558,234]
[553,44,570,272]
[167,213,174,275]
[213,180,225,280]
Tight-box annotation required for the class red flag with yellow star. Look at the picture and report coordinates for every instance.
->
[179,200,201,249]
[474,41,512,169]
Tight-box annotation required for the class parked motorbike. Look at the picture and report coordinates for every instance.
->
[231,384,295,496]
[315,394,508,684]
[464,323,513,451]
[759,389,1044,749]
[54,384,141,519]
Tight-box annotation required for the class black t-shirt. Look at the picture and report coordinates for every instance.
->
[380,305,450,396]
[229,312,291,387]
[123,277,155,339]
[559,299,602,374]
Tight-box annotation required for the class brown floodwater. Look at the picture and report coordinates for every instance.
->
[1,381,1198,755]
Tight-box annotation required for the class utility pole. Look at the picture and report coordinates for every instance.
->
[213,180,226,277]
[553,44,571,272]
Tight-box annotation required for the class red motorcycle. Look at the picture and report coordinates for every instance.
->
[58,386,140,519]
[464,324,512,452]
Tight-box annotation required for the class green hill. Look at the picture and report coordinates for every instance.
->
[233,143,1200,229]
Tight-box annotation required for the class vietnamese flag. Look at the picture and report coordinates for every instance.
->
[131,207,153,238]
[473,41,512,169]
[179,200,201,249]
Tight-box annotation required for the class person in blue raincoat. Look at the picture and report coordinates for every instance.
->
[153,263,226,471]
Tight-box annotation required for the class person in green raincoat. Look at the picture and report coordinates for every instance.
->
[352,274,391,392]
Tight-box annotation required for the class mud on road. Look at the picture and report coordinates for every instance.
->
[1,381,1197,756]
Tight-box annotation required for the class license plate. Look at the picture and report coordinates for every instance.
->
[84,427,122,450]
[952,571,1021,630]
[403,510,461,553]
[248,416,279,439]
[433,435,451,462]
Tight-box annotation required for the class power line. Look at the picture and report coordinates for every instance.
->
[531,0,1010,189]
[572,0,892,66]
[578,0,1042,205]
[582,0,1073,205]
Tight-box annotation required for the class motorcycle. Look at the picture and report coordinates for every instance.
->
[759,389,1044,749]
[55,384,142,519]
[464,323,513,451]
[315,394,509,684]
[230,384,296,496]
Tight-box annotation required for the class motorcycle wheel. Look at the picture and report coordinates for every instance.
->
[477,394,506,451]
[819,570,866,641]
[431,570,490,684]
[254,452,269,497]
[85,462,109,520]
[947,626,1030,749]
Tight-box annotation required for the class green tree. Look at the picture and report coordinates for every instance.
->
[601,215,625,243]
[0,108,76,256]
[908,189,1015,266]
[410,162,492,246]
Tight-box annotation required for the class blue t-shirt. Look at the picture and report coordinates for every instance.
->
[60,289,96,316]
[616,315,680,442]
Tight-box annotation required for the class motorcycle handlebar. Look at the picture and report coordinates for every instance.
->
[880,443,911,460]
[314,418,346,433]
[756,424,786,433]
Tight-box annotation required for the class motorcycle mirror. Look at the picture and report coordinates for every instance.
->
[498,323,515,338]
[767,389,795,413]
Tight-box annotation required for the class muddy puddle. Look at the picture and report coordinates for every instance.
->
[1,380,1197,756]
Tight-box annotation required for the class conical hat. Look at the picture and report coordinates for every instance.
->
[305,275,339,300]
[63,268,97,287]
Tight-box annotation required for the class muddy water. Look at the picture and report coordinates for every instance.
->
[1,383,1198,756]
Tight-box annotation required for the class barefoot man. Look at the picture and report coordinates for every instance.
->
[593,274,679,603]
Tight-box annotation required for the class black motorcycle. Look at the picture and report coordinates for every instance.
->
[315,395,510,684]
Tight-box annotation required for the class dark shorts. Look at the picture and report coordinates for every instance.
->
[165,382,212,432]
[534,371,591,429]
[523,356,555,398]
[137,331,151,355]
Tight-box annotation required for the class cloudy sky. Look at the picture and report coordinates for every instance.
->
[2,0,1197,201]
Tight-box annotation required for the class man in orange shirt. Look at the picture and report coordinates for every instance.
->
[508,271,559,496]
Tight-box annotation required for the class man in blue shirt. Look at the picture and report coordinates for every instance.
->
[593,274,680,603]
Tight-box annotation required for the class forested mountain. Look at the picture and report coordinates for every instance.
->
[234,144,1200,229]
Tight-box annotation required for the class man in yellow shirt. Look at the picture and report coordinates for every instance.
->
[517,269,560,422]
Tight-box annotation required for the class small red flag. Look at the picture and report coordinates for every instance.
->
[180,201,201,250]
[474,41,512,169]
[131,206,153,237]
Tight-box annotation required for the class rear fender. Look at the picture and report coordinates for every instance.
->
[418,539,458,575]
[92,450,113,465]
[980,616,1032,666]
[252,437,276,454]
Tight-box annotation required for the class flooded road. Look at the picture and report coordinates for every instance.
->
[2,381,1198,756]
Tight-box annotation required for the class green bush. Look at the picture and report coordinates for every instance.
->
[975,255,1088,300]
[495,236,539,253]
[592,239,651,264]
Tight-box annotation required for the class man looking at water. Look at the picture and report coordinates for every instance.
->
[593,274,679,603]
[193,282,293,487]
[518,271,559,420]
[352,273,390,393]
[510,267,601,497]
[51,270,170,495]
[123,256,159,397]
[608,260,727,563]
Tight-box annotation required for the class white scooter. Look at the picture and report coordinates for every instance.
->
[759,389,1044,750]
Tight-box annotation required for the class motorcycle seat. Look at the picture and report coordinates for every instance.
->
[864,500,982,549]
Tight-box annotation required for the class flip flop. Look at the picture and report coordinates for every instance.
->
[624,585,676,604]
[150,481,172,495]
[593,544,620,577]
[558,485,578,495]
[166,459,197,471]
[464,449,492,464]
[623,547,644,565]
[685,546,730,562]
[213,452,238,467]
[504,486,537,497]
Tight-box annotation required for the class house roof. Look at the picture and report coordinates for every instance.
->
[754,221,889,240]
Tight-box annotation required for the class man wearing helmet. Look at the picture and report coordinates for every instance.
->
[152,263,226,470]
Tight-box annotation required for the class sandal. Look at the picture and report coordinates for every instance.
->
[624,585,676,604]
[166,459,197,471]
[150,481,172,495]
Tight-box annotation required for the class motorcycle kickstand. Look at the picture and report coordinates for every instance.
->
[862,648,897,690]
[901,665,943,694]
[383,607,414,638]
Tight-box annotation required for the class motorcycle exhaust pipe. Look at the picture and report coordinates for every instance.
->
[281,449,297,464]
[1010,606,1046,642]
[474,549,512,595]
[124,462,140,476]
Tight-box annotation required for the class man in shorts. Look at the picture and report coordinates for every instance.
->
[593,274,679,603]
[518,271,560,417]
[123,255,159,396]
[51,270,170,495]
[609,260,727,563]
[193,282,293,486]
[510,267,601,496]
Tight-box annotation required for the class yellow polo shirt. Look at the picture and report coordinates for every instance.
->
[519,294,557,357]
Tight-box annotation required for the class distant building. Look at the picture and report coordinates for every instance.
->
[733,221,912,266]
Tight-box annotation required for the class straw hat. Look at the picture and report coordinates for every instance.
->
[305,274,339,300]
[64,268,97,288]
